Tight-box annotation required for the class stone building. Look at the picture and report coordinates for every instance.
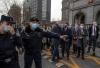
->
[23,0,31,22]
[62,0,100,46]
[23,0,51,23]
[62,0,100,25]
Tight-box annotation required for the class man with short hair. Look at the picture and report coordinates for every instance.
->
[87,22,99,56]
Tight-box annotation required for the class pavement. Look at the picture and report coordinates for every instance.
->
[41,48,100,68]
[18,48,100,68]
[19,53,68,68]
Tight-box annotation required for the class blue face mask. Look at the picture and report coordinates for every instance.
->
[31,23,40,30]
[3,26,9,33]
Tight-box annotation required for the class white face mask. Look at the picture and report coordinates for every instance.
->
[80,24,84,28]
[93,22,97,26]
[93,23,97,26]
[31,23,40,30]
[80,25,84,28]
[3,25,9,33]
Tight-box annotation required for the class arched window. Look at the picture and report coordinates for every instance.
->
[74,12,85,24]
[96,11,100,25]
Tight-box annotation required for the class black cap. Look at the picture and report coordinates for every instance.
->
[1,15,7,22]
[30,17,39,22]
[6,16,13,22]
[7,16,16,24]
[1,15,15,24]
[35,18,39,22]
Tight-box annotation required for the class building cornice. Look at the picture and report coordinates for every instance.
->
[70,1,100,11]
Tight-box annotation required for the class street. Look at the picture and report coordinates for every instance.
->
[19,48,100,68]
[0,0,100,68]
[19,54,60,68]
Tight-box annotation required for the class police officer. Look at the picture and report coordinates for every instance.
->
[0,15,22,68]
[22,17,63,68]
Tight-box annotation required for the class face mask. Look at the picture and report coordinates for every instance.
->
[93,23,97,26]
[31,23,40,30]
[93,22,97,26]
[3,25,9,33]
[80,24,84,28]
[80,25,84,28]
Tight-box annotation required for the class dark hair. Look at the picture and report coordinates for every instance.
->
[1,15,7,22]
[30,17,39,22]
[1,15,15,24]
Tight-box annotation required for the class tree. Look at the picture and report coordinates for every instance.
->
[0,0,21,15]
[0,0,14,15]
[8,4,21,23]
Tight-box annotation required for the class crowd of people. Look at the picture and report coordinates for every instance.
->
[0,15,99,68]
[42,21,99,62]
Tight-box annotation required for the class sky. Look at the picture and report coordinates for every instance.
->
[0,0,62,21]
[51,0,62,21]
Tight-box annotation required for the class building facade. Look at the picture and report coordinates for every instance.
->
[62,0,70,23]
[62,0,100,25]
[23,0,51,23]
[23,0,31,22]
[62,0,100,46]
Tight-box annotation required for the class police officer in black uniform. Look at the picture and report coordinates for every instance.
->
[0,15,22,68]
[22,17,63,68]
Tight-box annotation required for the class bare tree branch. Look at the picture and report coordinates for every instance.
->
[0,0,17,15]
